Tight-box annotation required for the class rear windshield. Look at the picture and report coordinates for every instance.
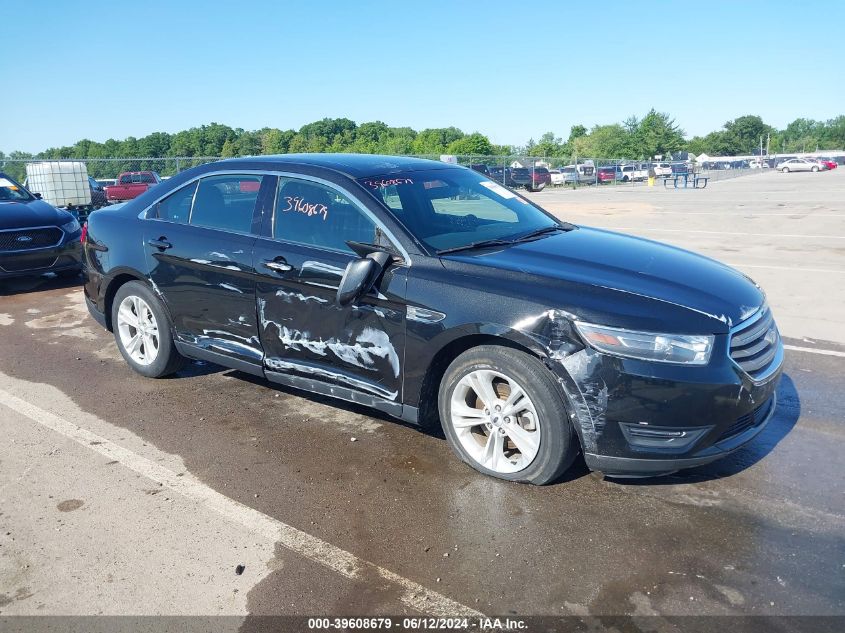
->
[0,174,34,202]
[358,168,558,253]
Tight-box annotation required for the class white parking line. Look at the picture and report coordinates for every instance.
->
[602,227,845,239]
[784,345,845,358]
[0,388,482,618]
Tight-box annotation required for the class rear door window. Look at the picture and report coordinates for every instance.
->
[153,181,198,223]
[189,174,264,233]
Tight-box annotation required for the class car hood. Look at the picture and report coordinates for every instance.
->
[0,199,71,230]
[443,226,764,332]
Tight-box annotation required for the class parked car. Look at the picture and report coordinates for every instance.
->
[0,171,83,279]
[652,163,673,177]
[619,164,647,182]
[105,171,162,202]
[548,169,565,186]
[488,166,514,187]
[818,158,838,170]
[83,155,782,484]
[777,158,821,173]
[552,165,595,185]
[88,176,108,209]
[509,167,533,189]
[470,164,491,177]
[596,166,618,183]
[527,167,551,192]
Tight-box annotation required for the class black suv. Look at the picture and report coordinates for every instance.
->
[0,172,83,279]
[83,155,782,484]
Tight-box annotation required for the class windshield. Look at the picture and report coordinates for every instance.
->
[0,174,34,202]
[358,167,559,253]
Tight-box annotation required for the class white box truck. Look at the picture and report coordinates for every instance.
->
[24,161,92,209]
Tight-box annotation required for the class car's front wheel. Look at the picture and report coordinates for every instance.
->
[111,281,185,378]
[782,167,790,173]
[438,345,579,485]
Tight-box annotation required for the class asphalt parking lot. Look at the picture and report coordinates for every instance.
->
[0,169,843,622]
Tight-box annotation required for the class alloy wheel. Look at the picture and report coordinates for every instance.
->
[449,369,541,473]
[116,295,160,366]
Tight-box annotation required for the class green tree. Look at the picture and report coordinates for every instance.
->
[781,118,823,152]
[261,128,295,154]
[446,132,494,156]
[574,124,631,158]
[529,132,565,157]
[630,109,685,158]
[412,127,464,154]
[721,115,774,155]
[568,125,587,143]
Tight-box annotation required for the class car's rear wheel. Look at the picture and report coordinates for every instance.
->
[438,345,579,485]
[811,166,819,172]
[111,281,184,378]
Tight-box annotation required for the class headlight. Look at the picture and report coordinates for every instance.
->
[574,322,713,365]
[61,219,81,234]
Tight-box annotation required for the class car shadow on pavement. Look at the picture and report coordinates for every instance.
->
[0,273,82,296]
[610,373,800,486]
[221,370,601,485]
[224,369,407,426]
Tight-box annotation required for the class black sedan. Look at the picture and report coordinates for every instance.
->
[0,172,83,279]
[82,155,783,483]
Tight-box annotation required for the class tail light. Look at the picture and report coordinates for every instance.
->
[80,223,88,244]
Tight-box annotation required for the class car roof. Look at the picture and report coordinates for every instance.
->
[215,153,456,178]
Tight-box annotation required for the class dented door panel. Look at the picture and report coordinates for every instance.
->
[254,238,408,404]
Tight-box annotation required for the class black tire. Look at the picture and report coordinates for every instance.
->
[811,166,819,172]
[782,167,789,173]
[111,280,185,378]
[438,345,579,485]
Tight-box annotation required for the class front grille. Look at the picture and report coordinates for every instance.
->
[729,306,780,379]
[0,227,63,252]
[718,396,775,442]
[0,255,58,272]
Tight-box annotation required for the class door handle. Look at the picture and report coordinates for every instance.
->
[263,258,292,273]
[148,237,172,250]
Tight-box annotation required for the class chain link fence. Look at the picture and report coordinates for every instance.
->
[0,153,769,212]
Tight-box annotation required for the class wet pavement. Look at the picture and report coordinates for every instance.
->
[0,170,843,620]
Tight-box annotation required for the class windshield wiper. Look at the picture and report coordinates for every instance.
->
[435,224,574,256]
[435,238,519,256]
[511,223,573,242]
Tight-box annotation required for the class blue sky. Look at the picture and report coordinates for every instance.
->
[2,0,843,153]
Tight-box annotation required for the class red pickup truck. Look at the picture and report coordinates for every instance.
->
[105,171,162,202]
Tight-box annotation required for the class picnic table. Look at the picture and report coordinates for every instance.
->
[663,172,709,189]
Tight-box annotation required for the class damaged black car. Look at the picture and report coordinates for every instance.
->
[83,155,783,484]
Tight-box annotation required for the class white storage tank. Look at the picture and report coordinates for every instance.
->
[25,161,92,208]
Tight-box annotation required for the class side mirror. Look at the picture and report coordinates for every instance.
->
[335,249,393,307]
[337,258,378,306]
[33,192,42,199]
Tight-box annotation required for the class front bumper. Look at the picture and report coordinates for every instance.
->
[0,236,82,279]
[549,334,783,477]
[583,393,777,476]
